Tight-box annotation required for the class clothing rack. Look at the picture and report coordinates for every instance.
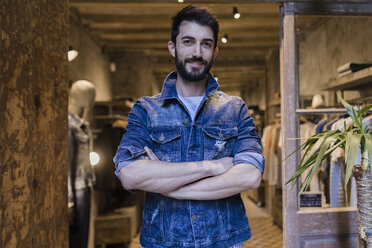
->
[296,108,372,115]
[347,95,372,105]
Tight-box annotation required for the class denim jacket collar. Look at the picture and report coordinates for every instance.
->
[159,71,220,101]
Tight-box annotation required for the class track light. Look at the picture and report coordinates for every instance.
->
[90,152,100,166]
[68,46,78,62]
[233,7,240,19]
[221,34,228,44]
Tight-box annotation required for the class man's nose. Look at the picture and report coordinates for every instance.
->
[192,44,202,58]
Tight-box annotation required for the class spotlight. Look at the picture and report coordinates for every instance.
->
[109,62,116,72]
[221,34,228,44]
[233,7,240,19]
[68,46,78,62]
[90,152,100,166]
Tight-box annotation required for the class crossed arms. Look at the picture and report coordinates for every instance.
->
[119,146,261,201]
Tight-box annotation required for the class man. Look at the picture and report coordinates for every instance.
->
[114,5,265,248]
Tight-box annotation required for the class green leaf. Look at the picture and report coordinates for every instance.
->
[338,94,363,130]
[364,122,372,133]
[300,131,338,166]
[360,104,372,116]
[299,138,332,193]
[286,138,345,188]
[282,140,308,163]
[344,133,362,186]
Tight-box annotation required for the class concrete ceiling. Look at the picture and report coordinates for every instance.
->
[69,0,283,92]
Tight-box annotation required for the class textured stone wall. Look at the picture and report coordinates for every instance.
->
[298,16,372,99]
[111,52,153,101]
[265,49,281,122]
[0,1,69,247]
[69,16,112,102]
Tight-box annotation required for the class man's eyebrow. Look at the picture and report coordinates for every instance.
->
[202,38,214,43]
[181,36,195,40]
[180,36,214,43]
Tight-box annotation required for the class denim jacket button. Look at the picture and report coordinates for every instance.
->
[191,214,198,220]
[183,118,188,125]
[158,133,165,142]
[219,131,223,138]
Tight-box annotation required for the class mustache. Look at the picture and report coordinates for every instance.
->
[184,57,207,65]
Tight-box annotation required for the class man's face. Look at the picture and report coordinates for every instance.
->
[173,21,217,82]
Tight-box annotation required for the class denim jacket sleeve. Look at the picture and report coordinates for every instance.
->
[113,99,151,178]
[233,100,265,174]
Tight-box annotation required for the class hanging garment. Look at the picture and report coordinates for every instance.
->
[300,121,320,191]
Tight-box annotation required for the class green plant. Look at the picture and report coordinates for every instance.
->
[287,95,372,193]
[285,94,372,247]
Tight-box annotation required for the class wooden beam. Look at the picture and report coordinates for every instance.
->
[103,39,278,49]
[284,1,372,15]
[80,14,279,25]
[280,4,299,248]
[70,0,281,8]
[91,26,279,34]
[107,46,272,57]
[94,30,279,40]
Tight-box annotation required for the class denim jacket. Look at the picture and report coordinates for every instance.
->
[114,72,265,248]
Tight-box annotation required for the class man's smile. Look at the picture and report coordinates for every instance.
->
[185,58,207,69]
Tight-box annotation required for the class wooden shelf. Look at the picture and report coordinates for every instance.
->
[324,67,372,90]
[94,114,127,120]
[268,100,281,107]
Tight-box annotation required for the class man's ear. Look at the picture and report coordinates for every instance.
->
[168,41,176,57]
[213,47,219,59]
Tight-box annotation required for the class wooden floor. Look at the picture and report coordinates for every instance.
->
[127,192,283,248]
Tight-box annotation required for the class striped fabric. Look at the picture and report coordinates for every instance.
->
[230,243,244,248]
[142,244,243,248]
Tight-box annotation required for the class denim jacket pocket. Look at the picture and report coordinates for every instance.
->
[150,126,181,162]
[203,126,238,160]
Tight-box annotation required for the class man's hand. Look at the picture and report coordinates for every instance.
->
[206,157,234,176]
[144,146,159,160]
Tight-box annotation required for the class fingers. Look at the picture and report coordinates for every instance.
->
[144,146,159,160]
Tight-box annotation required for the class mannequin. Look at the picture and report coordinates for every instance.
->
[68,80,96,248]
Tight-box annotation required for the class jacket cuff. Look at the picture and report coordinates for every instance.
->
[234,152,265,174]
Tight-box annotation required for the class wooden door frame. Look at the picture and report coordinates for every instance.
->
[280,2,372,247]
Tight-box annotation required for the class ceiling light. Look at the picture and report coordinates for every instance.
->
[68,46,78,62]
[90,152,100,166]
[178,0,184,2]
[233,7,240,19]
[221,34,228,44]
[109,62,116,72]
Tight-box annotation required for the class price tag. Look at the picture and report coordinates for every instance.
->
[299,192,323,208]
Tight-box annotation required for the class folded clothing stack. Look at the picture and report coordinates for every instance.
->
[337,62,372,77]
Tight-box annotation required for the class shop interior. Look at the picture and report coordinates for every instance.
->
[68,2,372,247]
[1,1,372,248]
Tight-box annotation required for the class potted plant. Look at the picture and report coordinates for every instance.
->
[286,94,372,247]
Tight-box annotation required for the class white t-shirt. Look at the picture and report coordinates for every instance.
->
[178,95,204,121]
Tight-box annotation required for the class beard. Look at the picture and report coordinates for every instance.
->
[175,51,213,82]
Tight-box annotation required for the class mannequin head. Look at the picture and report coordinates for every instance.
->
[68,80,96,118]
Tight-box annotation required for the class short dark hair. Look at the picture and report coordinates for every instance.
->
[171,5,219,48]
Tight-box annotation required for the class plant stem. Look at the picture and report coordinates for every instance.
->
[354,163,372,248]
